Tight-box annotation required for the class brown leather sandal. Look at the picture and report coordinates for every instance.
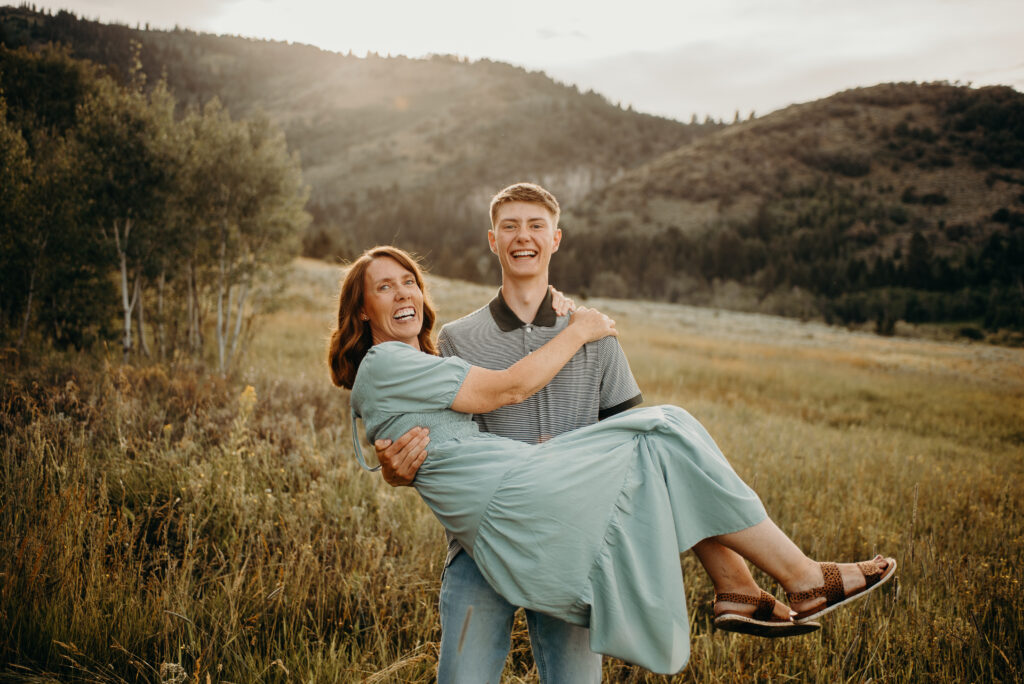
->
[714,589,821,638]
[789,555,897,624]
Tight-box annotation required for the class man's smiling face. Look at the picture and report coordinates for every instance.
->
[488,201,561,282]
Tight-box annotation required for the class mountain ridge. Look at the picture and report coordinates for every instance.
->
[3,6,1021,335]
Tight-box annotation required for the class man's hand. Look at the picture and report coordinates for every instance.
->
[375,426,430,486]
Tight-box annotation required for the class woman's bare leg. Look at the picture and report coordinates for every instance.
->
[713,519,893,615]
[692,539,791,620]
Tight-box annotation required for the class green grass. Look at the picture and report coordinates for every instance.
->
[2,258,1022,682]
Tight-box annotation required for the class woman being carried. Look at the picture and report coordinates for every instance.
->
[328,246,896,675]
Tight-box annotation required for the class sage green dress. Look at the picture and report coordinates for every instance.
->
[350,342,767,674]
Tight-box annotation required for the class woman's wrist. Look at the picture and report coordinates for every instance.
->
[562,323,588,349]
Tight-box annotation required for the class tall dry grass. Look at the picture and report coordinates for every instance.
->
[1,258,1022,682]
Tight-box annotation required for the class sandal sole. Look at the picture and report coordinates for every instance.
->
[714,614,821,638]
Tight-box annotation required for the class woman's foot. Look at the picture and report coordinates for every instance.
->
[713,589,821,637]
[786,555,897,624]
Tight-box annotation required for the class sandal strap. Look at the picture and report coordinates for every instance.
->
[858,559,884,589]
[715,589,777,621]
[787,562,844,605]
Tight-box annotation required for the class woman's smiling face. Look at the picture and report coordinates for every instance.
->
[361,256,424,349]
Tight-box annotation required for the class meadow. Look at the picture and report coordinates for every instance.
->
[2,257,1022,683]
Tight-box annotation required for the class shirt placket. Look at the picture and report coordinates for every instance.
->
[522,323,551,440]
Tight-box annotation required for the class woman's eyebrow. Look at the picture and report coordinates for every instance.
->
[374,272,414,285]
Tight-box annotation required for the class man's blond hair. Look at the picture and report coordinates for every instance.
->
[489,182,560,227]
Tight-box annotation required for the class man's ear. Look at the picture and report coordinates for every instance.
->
[552,227,562,253]
[487,228,498,255]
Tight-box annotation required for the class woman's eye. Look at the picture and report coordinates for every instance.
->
[379,284,390,291]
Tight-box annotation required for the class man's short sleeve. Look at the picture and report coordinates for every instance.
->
[597,336,642,420]
[437,326,455,359]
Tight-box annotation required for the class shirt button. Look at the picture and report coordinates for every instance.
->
[525,325,532,332]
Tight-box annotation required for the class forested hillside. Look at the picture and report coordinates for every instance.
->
[0,5,715,282]
[2,5,1021,338]
[553,83,1024,335]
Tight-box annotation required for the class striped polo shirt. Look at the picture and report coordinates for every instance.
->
[438,287,643,565]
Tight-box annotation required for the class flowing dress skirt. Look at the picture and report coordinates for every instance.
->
[413,405,767,674]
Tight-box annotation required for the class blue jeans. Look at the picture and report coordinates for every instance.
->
[437,551,602,684]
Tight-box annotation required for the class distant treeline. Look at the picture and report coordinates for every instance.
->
[553,191,1024,334]
[553,84,1024,335]
[0,45,309,367]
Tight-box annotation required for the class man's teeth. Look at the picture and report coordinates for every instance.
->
[512,250,537,258]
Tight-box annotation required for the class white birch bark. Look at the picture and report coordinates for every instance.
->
[135,275,151,358]
[157,268,166,361]
[228,278,250,365]
[216,224,227,373]
[187,259,199,354]
[115,218,135,362]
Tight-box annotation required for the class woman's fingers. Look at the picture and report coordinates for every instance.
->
[570,306,617,341]
[549,285,576,316]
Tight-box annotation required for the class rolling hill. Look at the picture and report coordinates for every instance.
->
[552,83,1024,334]
[2,6,1021,336]
[0,5,717,270]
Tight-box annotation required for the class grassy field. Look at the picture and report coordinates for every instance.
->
[2,257,1022,682]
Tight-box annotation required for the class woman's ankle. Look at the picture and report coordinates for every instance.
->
[776,557,821,595]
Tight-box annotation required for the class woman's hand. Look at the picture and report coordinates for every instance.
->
[549,285,576,317]
[568,306,617,344]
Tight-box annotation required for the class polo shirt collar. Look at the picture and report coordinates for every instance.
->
[489,287,556,332]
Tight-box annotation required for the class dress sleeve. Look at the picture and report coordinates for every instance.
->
[361,342,472,413]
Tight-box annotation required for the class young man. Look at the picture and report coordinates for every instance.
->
[376,182,639,682]
[374,183,784,681]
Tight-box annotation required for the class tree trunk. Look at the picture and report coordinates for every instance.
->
[228,278,250,366]
[157,268,166,361]
[17,227,50,351]
[16,261,38,351]
[187,259,197,354]
[217,224,227,374]
[115,218,135,363]
[135,274,151,358]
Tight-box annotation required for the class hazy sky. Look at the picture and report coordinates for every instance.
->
[38,0,1024,121]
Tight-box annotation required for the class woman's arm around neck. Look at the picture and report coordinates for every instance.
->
[450,307,616,415]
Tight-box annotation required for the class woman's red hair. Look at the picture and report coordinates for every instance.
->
[327,246,438,389]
